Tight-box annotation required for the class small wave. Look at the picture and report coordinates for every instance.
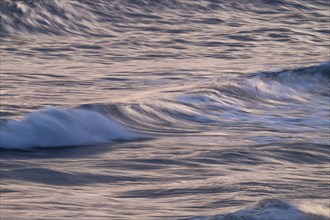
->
[188,199,330,220]
[0,0,190,36]
[1,0,328,37]
[180,62,330,107]
[242,62,330,100]
[0,107,143,149]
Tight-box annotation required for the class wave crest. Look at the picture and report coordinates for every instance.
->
[0,107,142,149]
[189,199,329,220]
[243,62,330,99]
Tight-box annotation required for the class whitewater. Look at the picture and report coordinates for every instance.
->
[0,0,329,219]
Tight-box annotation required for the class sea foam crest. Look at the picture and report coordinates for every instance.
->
[239,62,330,101]
[0,107,141,149]
[189,199,329,220]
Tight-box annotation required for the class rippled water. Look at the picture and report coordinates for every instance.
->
[0,0,329,219]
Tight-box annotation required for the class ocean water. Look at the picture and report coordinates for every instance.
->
[0,0,329,219]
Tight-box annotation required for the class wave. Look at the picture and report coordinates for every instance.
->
[1,62,328,149]
[187,199,330,220]
[179,62,330,110]
[1,0,328,37]
[0,107,143,149]
[243,61,330,98]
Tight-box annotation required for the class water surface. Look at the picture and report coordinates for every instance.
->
[0,0,329,219]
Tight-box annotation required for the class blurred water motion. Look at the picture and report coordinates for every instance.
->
[0,0,329,219]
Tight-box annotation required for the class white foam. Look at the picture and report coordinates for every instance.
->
[243,62,330,101]
[189,199,329,220]
[0,107,141,149]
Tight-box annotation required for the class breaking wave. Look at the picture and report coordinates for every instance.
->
[0,62,329,149]
[0,107,143,149]
[188,199,330,220]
